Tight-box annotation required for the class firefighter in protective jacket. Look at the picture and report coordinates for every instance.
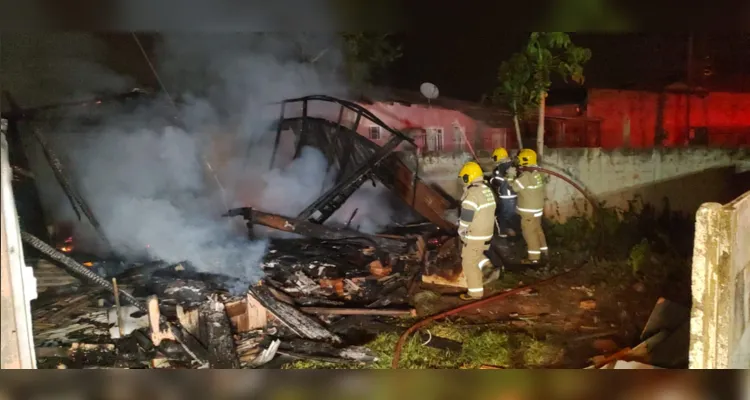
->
[511,149,548,264]
[488,147,518,237]
[457,161,497,300]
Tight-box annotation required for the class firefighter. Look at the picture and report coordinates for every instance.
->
[488,147,518,238]
[511,149,548,264]
[457,161,497,300]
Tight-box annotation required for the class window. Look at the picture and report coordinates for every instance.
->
[368,126,381,140]
[426,127,444,152]
[453,125,465,151]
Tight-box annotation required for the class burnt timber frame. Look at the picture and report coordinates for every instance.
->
[271,95,456,233]
[223,207,409,254]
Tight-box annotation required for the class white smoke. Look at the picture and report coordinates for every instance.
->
[15,32,412,283]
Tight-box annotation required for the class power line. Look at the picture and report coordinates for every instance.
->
[130,32,230,210]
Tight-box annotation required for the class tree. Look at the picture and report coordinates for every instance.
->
[524,32,591,160]
[340,33,403,89]
[294,33,402,89]
[489,52,537,149]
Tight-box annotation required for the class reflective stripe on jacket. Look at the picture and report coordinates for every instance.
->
[511,170,545,211]
[488,163,517,201]
[459,180,497,241]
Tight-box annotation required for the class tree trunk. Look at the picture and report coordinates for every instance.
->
[513,114,523,149]
[536,93,547,160]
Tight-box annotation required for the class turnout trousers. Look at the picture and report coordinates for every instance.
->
[519,210,548,261]
[461,239,492,298]
[496,198,518,235]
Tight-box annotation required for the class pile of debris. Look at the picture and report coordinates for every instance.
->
[30,218,444,369]
[10,92,474,368]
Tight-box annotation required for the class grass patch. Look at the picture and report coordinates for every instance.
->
[461,330,511,368]
[283,322,564,369]
[518,335,563,367]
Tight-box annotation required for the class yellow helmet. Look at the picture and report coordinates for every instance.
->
[516,148,537,166]
[458,161,483,185]
[491,147,509,163]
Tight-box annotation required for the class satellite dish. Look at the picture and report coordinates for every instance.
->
[420,82,439,100]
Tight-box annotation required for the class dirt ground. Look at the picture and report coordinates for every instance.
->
[285,205,694,369]
[412,253,678,368]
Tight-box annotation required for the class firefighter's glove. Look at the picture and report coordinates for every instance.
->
[506,166,517,179]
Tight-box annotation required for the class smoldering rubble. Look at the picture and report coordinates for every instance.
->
[24,32,399,279]
[18,33,459,369]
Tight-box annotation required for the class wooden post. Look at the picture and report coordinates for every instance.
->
[198,295,240,368]
[147,296,174,346]
[112,278,124,338]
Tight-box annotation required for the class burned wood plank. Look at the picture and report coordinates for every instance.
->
[224,207,409,254]
[277,350,353,365]
[384,156,456,232]
[298,134,405,225]
[235,334,264,367]
[198,295,240,368]
[147,296,175,346]
[278,339,376,363]
[224,293,268,333]
[248,285,341,343]
[299,307,416,318]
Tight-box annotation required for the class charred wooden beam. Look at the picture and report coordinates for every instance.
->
[269,101,286,169]
[278,338,376,363]
[278,116,455,233]
[299,307,416,317]
[223,207,410,254]
[298,134,405,224]
[198,295,240,368]
[248,284,341,343]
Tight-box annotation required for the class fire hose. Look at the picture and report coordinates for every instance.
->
[391,262,585,368]
[518,165,599,211]
[21,231,209,366]
[392,163,600,368]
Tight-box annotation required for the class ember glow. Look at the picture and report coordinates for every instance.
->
[58,236,74,253]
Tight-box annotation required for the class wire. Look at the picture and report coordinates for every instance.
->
[130,32,230,211]
[131,33,177,111]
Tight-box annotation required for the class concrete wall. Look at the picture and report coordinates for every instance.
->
[412,147,750,221]
[690,191,750,368]
[587,89,750,148]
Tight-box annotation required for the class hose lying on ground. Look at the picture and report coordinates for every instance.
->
[21,231,207,366]
[391,263,585,368]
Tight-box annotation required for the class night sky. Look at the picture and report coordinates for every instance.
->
[387,32,750,102]
[1,30,748,110]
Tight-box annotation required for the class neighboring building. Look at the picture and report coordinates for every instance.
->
[548,85,750,148]
[350,88,602,154]
[345,84,750,153]
[354,88,516,154]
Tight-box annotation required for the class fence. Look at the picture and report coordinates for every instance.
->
[690,190,750,368]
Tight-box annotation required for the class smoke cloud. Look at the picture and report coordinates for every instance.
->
[18,32,411,284]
